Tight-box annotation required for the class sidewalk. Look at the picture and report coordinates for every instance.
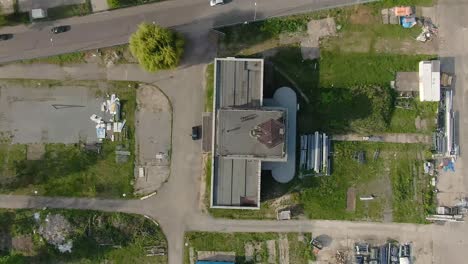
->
[0,62,161,82]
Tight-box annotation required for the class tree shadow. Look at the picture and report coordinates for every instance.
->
[264,46,392,134]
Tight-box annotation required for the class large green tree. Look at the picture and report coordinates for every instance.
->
[129,23,184,72]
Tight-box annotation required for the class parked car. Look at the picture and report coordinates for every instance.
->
[51,25,71,34]
[0,34,13,41]
[210,0,224,6]
[310,238,323,250]
[192,126,201,140]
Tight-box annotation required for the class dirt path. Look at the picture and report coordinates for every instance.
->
[332,133,431,144]
[278,234,289,264]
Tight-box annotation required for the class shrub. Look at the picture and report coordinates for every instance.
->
[129,23,184,72]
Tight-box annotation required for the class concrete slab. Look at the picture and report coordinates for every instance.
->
[18,0,85,12]
[0,82,101,144]
[90,0,108,12]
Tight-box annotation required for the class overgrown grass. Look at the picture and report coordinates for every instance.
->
[204,63,214,112]
[319,52,435,88]
[185,232,314,264]
[388,100,438,133]
[21,52,86,65]
[107,0,163,9]
[0,209,167,263]
[0,81,138,198]
[269,47,437,134]
[47,2,92,20]
[300,142,433,222]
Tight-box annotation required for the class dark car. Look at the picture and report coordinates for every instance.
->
[310,238,323,250]
[0,34,13,41]
[191,126,201,140]
[51,25,71,34]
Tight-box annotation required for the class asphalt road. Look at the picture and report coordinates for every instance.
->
[0,0,373,62]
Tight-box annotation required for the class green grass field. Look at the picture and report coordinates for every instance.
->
[204,63,214,112]
[0,209,167,263]
[0,81,137,198]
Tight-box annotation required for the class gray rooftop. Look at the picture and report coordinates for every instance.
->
[213,158,260,207]
[216,108,286,160]
[215,58,263,108]
[211,58,266,209]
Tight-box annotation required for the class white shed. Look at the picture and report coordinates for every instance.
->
[419,60,440,102]
[31,9,47,19]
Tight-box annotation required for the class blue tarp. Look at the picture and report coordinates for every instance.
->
[400,16,416,28]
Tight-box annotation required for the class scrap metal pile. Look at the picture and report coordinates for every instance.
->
[416,18,438,42]
[89,94,127,142]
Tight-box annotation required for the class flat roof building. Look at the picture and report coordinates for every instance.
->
[211,58,296,209]
[419,60,440,102]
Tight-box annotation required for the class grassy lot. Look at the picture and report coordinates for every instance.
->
[21,52,86,65]
[185,232,314,264]
[0,209,167,263]
[107,0,162,9]
[0,81,138,198]
[269,48,436,134]
[47,2,92,20]
[17,44,135,65]
[204,63,214,112]
[300,142,434,223]
[207,142,434,223]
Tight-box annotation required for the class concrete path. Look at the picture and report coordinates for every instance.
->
[435,3,468,261]
[332,133,432,144]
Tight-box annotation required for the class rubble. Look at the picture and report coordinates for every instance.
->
[38,214,73,253]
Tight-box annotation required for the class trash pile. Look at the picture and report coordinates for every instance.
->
[416,18,438,42]
[38,214,73,253]
[90,94,127,142]
[381,6,439,42]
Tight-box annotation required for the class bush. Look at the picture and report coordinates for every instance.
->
[107,0,161,9]
[129,23,184,72]
[260,18,307,35]
[348,85,393,133]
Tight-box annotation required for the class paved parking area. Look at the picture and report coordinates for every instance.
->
[0,81,100,144]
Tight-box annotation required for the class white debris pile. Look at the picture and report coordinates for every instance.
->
[90,93,127,142]
[416,18,438,42]
[38,214,73,253]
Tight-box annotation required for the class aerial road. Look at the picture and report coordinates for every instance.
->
[0,0,373,63]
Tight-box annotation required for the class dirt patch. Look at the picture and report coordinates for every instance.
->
[321,31,371,53]
[12,235,34,255]
[266,240,277,263]
[350,6,377,25]
[26,144,45,160]
[245,242,254,262]
[415,116,429,131]
[134,84,172,195]
[279,234,289,264]
[301,18,337,60]
[374,38,439,54]
[346,187,356,212]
